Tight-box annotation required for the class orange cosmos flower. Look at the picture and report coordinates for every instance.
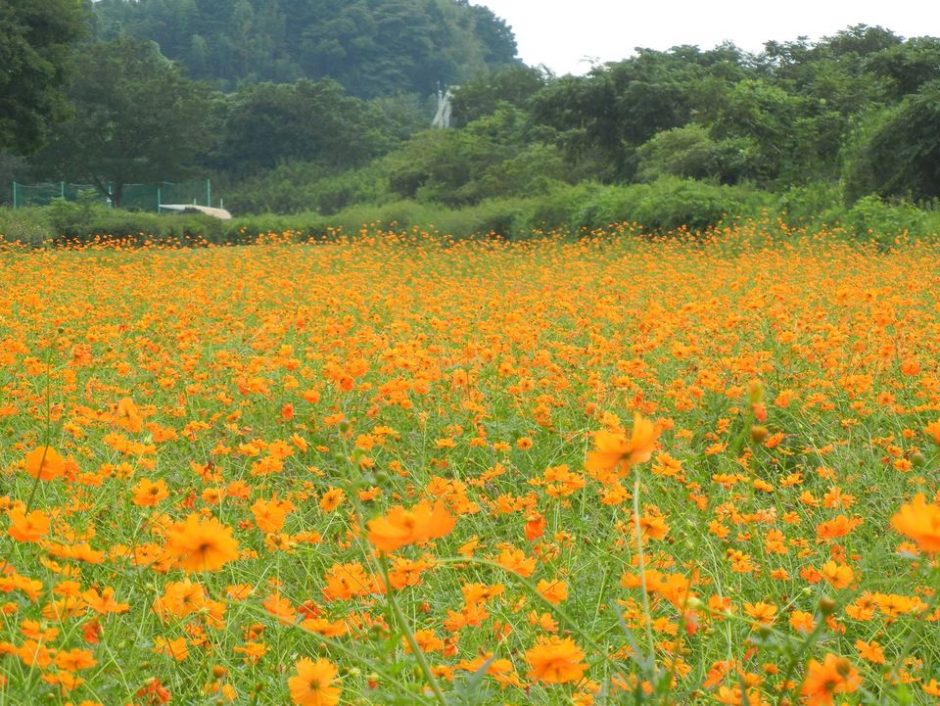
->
[54,647,97,671]
[524,512,546,541]
[367,500,455,553]
[536,579,568,605]
[319,487,345,512]
[925,420,940,444]
[525,635,587,684]
[251,497,294,533]
[288,657,341,706]
[890,494,940,554]
[153,636,188,661]
[131,478,169,507]
[585,413,658,476]
[789,610,815,634]
[854,639,885,664]
[24,446,65,481]
[800,653,860,705]
[7,508,50,543]
[821,561,854,589]
[82,587,129,614]
[164,514,239,572]
[744,601,777,628]
[115,397,143,432]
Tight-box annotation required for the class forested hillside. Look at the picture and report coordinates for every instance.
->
[92,0,519,96]
[3,2,940,237]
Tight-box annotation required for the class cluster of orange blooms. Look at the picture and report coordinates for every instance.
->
[0,228,938,705]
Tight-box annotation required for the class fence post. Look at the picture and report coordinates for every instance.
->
[156,185,162,213]
[60,181,65,199]
[11,182,17,209]
[206,179,211,207]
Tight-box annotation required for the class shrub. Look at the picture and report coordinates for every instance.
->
[0,207,51,246]
[842,195,930,243]
[573,178,771,233]
[225,161,387,215]
[775,182,844,227]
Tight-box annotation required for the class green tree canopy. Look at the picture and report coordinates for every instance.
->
[529,45,753,181]
[214,79,393,175]
[32,37,216,207]
[92,0,519,96]
[451,65,549,126]
[844,81,940,202]
[0,0,89,152]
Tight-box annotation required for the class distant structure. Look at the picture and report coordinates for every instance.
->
[431,87,455,128]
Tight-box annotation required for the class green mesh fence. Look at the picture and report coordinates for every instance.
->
[11,180,212,211]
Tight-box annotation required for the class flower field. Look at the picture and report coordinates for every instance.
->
[0,228,938,705]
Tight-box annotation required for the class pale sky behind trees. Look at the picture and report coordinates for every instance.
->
[475,0,935,75]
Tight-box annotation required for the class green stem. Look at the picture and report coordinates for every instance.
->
[435,556,634,681]
[633,474,658,669]
[885,563,940,684]
[378,555,449,706]
[775,608,829,706]
[233,598,436,706]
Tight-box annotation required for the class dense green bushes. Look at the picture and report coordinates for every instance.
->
[573,178,773,233]
[0,200,225,246]
[3,178,940,247]
[223,162,387,216]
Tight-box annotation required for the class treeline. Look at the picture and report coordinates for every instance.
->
[2,1,940,235]
[222,25,940,218]
[1,0,517,208]
[92,0,518,96]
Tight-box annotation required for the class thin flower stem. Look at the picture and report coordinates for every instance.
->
[633,474,658,670]
[435,556,635,681]
[775,610,829,706]
[378,555,449,706]
[885,563,940,684]
[233,598,437,706]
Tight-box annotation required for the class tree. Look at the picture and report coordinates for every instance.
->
[866,37,940,98]
[844,82,940,202]
[0,0,89,152]
[451,65,548,126]
[529,45,754,181]
[33,38,216,207]
[382,105,555,206]
[635,124,756,184]
[214,79,392,175]
[93,0,519,97]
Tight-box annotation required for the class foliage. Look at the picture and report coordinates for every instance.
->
[30,37,216,207]
[573,178,772,233]
[529,44,751,181]
[864,36,940,98]
[843,81,940,202]
[223,161,388,215]
[213,80,393,176]
[0,206,52,244]
[8,16,940,220]
[9,176,940,246]
[635,124,756,184]
[842,195,934,244]
[774,182,844,226]
[383,106,566,207]
[92,0,519,96]
[0,0,89,152]
[451,65,549,125]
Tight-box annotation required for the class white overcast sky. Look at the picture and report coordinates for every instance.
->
[473,1,935,75]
